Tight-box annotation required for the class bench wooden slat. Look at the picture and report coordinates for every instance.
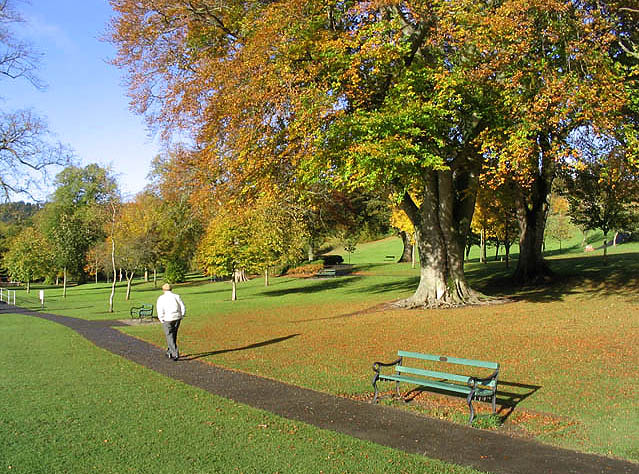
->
[379,374,495,398]
[397,365,497,388]
[381,374,472,394]
[396,365,475,385]
[398,350,499,370]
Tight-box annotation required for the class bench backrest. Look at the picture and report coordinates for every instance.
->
[397,350,499,387]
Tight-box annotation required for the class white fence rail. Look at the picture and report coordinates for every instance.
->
[0,288,16,305]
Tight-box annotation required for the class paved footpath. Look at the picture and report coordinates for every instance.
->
[4,305,638,474]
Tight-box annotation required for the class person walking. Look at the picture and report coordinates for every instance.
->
[156,283,186,361]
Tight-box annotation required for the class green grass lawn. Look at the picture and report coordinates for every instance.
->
[5,234,639,465]
[0,313,481,473]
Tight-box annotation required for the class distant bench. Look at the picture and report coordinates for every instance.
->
[384,255,395,261]
[130,304,154,319]
[372,350,499,423]
[316,268,336,278]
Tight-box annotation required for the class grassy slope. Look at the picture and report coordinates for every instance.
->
[8,233,639,462]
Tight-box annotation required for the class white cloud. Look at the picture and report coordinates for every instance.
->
[22,14,75,54]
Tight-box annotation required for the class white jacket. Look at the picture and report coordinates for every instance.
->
[156,291,186,322]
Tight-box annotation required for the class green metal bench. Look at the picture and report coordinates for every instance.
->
[130,304,154,319]
[316,268,337,278]
[372,350,499,423]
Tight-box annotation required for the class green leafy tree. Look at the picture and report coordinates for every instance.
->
[112,195,164,297]
[146,151,204,283]
[544,195,575,251]
[248,194,307,286]
[40,164,119,297]
[564,153,639,260]
[476,0,629,284]
[197,207,255,301]
[3,227,54,292]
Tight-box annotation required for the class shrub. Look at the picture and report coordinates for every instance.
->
[320,255,343,265]
[163,260,188,283]
[286,262,324,276]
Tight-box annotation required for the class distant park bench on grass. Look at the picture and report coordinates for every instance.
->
[372,350,499,423]
[130,304,154,319]
[316,268,336,278]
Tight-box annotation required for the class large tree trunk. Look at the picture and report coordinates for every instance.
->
[513,159,553,284]
[398,231,413,263]
[395,168,483,308]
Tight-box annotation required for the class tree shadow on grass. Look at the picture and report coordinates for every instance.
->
[467,253,639,304]
[351,277,420,296]
[292,303,391,323]
[180,334,301,361]
[263,276,363,297]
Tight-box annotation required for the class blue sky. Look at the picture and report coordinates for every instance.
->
[3,0,160,200]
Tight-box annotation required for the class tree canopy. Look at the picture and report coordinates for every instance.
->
[110,0,637,306]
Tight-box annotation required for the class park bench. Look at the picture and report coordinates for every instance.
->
[316,268,336,278]
[372,350,499,423]
[384,255,395,261]
[130,304,154,319]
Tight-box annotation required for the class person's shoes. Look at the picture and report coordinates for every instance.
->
[171,356,179,361]
[165,351,171,359]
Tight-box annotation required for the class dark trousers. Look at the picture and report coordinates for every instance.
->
[162,319,181,359]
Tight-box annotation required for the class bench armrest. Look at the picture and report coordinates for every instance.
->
[467,369,499,390]
[372,357,402,374]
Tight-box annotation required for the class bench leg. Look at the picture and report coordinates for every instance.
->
[371,373,380,404]
[466,390,476,424]
[492,392,497,414]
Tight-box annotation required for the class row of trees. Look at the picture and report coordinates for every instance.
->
[1,157,391,302]
[0,159,202,308]
[108,0,639,307]
[2,152,635,304]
